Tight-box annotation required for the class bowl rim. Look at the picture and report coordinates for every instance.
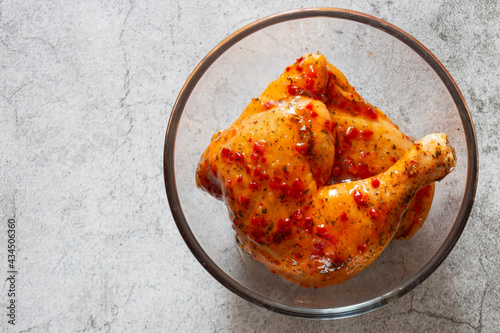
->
[163,7,479,319]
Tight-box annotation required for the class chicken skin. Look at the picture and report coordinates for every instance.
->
[196,53,456,288]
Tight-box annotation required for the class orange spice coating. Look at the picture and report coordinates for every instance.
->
[196,53,455,287]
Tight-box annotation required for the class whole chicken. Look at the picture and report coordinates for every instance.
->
[196,53,456,288]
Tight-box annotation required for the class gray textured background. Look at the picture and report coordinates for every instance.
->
[0,1,497,332]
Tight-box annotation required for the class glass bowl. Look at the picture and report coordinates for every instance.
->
[164,8,478,319]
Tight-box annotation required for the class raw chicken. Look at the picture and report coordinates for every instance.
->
[196,53,456,287]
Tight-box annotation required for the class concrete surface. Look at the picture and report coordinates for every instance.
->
[0,0,497,332]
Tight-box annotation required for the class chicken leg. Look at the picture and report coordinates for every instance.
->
[246,133,456,287]
[196,53,456,287]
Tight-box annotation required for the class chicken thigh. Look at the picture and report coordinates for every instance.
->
[196,53,456,287]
